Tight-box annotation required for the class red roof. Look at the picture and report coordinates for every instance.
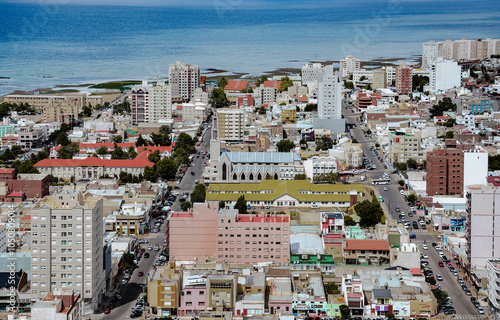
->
[176,105,183,110]
[34,151,154,168]
[7,192,24,197]
[487,176,500,186]
[137,146,173,154]
[0,168,15,174]
[344,239,390,251]
[21,215,31,221]
[263,80,281,89]
[224,80,248,91]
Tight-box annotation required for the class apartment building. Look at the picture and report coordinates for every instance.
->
[429,59,461,91]
[237,95,255,107]
[372,68,387,89]
[213,108,245,143]
[342,274,365,315]
[395,62,412,94]
[388,129,425,166]
[130,87,149,124]
[0,169,50,199]
[18,124,45,148]
[343,240,391,266]
[301,63,324,88]
[317,65,343,119]
[148,262,182,317]
[257,81,281,105]
[303,156,338,180]
[178,274,208,317]
[206,275,237,314]
[130,81,172,124]
[426,140,487,197]
[340,55,361,78]
[281,106,296,124]
[180,102,207,123]
[169,61,200,101]
[31,289,83,320]
[30,191,105,311]
[466,185,500,273]
[422,38,500,68]
[216,210,291,264]
[487,259,500,314]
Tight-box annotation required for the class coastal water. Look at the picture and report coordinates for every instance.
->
[0,0,499,95]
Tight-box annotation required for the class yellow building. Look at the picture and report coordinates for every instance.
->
[148,263,182,317]
[281,106,297,124]
[207,275,237,313]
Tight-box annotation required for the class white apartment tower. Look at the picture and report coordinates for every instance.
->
[30,191,105,312]
[169,61,200,101]
[301,63,324,88]
[214,108,245,143]
[429,59,462,92]
[317,65,343,119]
[340,55,361,78]
[130,81,172,124]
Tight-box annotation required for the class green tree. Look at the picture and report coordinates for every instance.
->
[386,312,395,319]
[113,135,123,143]
[14,160,39,174]
[218,77,228,90]
[255,75,268,87]
[127,146,137,159]
[180,201,192,211]
[412,75,429,92]
[175,132,196,156]
[352,138,358,143]
[136,135,148,147]
[324,282,340,294]
[489,155,500,171]
[315,135,334,151]
[294,174,307,180]
[219,201,226,209]
[56,132,71,146]
[150,125,172,146]
[278,76,294,93]
[10,145,23,156]
[209,87,229,108]
[276,139,295,152]
[58,143,80,159]
[344,215,356,226]
[304,103,317,112]
[111,146,127,159]
[354,198,384,227]
[144,166,157,182]
[429,97,457,117]
[344,81,354,89]
[444,131,454,139]
[96,146,108,155]
[407,193,417,205]
[148,150,161,164]
[80,105,92,117]
[258,106,267,115]
[398,180,405,187]
[339,304,350,319]
[157,158,178,181]
[234,195,248,214]
[406,158,417,170]
[190,183,206,203]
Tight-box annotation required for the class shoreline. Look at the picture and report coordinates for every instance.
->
[1,56,420,97]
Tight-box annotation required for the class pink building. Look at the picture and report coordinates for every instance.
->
[216,210,290,264]
[178,276,207,317]
[169,203,218,261]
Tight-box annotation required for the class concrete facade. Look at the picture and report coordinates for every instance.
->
[340,55,361,78]
[169,61,200,101]
[317,65,343,119]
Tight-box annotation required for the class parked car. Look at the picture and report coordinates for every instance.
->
[138,271,144,276]
[436,274,443,281]
[438,261,444,267]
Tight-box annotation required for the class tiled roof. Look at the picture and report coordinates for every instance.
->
[0,168,15,173]
[6,192,24,197]
[224,80,248,91]
[34,151,154,168]
[264,81,281,89]
[344,239,390,251]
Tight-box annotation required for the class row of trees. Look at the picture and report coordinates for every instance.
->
[0,102,37,118]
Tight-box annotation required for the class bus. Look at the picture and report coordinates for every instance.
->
[372,179,390,185]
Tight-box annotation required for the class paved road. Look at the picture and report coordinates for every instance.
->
[343,102,483,317]
[172,126,212,212]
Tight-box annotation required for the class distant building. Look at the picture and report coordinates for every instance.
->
[388,129,425,166]
[169,61,200,101]
[429,59,461,91]
[467,98,493,114]
[318,65,343,119]
[129,81,172,124]
[213,109,245,143]
[372,68,387,89]
[281,106,297,124]
[340,55,361,78]
[256,81,281,105]
[148,263,182,317]
[224,80,248,93]
[395,61,412,94]
[237,94,255,107]
[301,63,324,88]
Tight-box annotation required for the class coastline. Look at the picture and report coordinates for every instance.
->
[1,56,420,97]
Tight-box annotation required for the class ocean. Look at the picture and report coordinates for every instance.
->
[0,0,499,95]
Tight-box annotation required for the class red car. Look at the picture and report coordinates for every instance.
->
[438,261,444,267]
[104,308,110,314]
[138,271,144,276]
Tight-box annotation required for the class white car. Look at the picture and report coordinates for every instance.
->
[422,244,428,250]
[383,187,388,191]
[422,253,428,259]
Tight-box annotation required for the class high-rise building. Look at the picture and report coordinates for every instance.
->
[395,61,412,94]
[426,140,488,197]
[317,65,343,119]
[214,108,245,143]
[466,185,500,272]
[429,59,462,91]
[130,81,172,124]
[30,191,105,311]
[340,55,361,78]
[168,61,200,101]
[301,63,324,88]
[372,68,387,89]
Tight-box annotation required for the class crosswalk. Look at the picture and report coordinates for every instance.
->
[453,314,486,320]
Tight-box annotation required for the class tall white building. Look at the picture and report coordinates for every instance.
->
[168,61,200,101]
[214,108,245,143]
[466,185,500,273]
[463,147,488,197]
[30,191,105,312]
[130,81,172,124]
[317,65,343,119]
[340,55,361,78]
[429,59,462,91]
[301,63,324,89]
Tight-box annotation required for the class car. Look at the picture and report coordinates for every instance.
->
[444,309,456,315]
[104,308,111,314]
[395,206,400,212]
[148,245,153,250]
[421,224,427,229]
[462,284,468,291]
[413,221,419,229]
[465,290,472,296]
[144,253,150,258]
[138,271,144,276]
[452,270,458,276]
[422,253,428,259]
[438,261,444,267]
[478,307,484,314]
[422,244,428,250]
[383,187,388,191]
[121,279,128,284]
[155,246,160,251]
[138,239,148,244]
[473,301,480,308]
[408,212,413,217]
[436,274,443,281]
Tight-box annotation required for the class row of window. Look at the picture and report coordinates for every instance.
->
[218,254,282,260]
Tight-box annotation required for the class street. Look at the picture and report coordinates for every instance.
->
[343,102,484,318]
